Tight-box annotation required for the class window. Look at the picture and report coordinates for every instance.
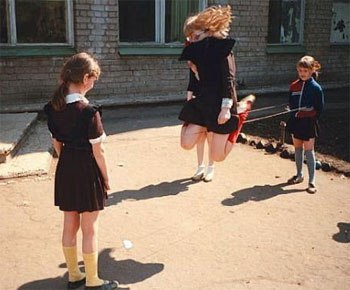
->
[330,2,350,44]
[0,0,73,46]
[119,0,207,44]
[267,0,305,44]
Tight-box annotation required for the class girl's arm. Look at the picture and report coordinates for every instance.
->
[221,54,237,111]
[52,138,63,157]
[92,142,110,191]
[187,69,199,91]
[218,54,237,124]
[186,69,199,100]
[314,87,324,117]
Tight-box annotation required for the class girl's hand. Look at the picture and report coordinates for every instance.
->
[103,179,110,191]
[186,91,193,101]
[218,108,231,124]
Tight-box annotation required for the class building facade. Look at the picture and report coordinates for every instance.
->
[0,0,349,110]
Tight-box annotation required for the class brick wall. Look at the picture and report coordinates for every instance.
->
[0,0,349,107]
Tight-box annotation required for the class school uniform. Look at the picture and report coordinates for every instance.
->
[44,93,107,213]
[178,37,238,134]
[287,78,324,140]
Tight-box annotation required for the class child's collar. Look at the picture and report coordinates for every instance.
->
[65,93,89,104]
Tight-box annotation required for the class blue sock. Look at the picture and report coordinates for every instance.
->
[295,147,304,178]
[305,150,316,185]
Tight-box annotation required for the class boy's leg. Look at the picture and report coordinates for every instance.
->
[304,138,317,193]
[293,137,304,178]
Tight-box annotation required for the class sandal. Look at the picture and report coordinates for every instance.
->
[306,183,317,194]
[287,175,304,184]
[68,277,86,289]
[85,280,119,290]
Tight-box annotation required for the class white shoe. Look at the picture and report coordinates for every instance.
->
[237,94,256,113]
[191,165,205,181]
[204,165,215,182]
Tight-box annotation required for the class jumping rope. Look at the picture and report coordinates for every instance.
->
[244,104,305,124]
[182,103,306,134]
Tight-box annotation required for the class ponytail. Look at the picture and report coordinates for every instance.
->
[50,52,101,111]
[51,82,68,111]
[312,60,321,80]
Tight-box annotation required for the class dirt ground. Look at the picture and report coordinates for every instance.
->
[0,103,349,290]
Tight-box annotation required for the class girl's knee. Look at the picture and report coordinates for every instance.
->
[81,225,97,237]
[211,152,226,162]
[181,139,196,150]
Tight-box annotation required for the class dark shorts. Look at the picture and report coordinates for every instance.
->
[286,116,320,141]
[178,98,238,134]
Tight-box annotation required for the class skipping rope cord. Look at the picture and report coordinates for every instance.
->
[244,106,305,123]
[249,103,288,113]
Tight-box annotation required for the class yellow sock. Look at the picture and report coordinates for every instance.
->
[62,246,85,282]
[83,252,104,287]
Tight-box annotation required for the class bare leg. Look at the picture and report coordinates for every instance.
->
[210,133,232,162]
[210,107,252,162]
[181,123,207,150]
[206,133,214,167]
[196,132,206,166]
[62,211,80,247]
[191,131,206,181]
[203,132,215,181]
[81,211,100,254]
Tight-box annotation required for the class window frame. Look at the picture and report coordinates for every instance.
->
[0,0,75,57]
[266,0,306,54]
[118,0,207,55]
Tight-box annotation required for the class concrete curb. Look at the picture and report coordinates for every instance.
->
[0,81,348,114]
[0,120,53,180]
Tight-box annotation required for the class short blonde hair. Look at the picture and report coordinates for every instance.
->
[297,56,321,71]
[297,55,322,79]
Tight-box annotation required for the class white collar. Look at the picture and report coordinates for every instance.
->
[65,93,89,104]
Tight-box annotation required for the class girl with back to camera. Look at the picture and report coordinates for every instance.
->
[179,5,255,182]
[286,55,324,194]
[44,52,118,290]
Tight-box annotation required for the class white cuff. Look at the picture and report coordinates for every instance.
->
[89,132,106,144]
[221,98,233,109]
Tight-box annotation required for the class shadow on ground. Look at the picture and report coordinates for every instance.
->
[333,222,350,243]
[103,103,182,135]
[18,248,163,290]
[222,182,306,206]
[107,178,195,206]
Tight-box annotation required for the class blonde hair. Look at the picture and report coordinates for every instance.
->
[51,52,101,111]
[183,15,200,38]
[297,55,321,79]
[183,5,233,39]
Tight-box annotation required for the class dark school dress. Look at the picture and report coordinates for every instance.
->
[44,100,107,213]
[178,37,238,134]
[286,78,324,141]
